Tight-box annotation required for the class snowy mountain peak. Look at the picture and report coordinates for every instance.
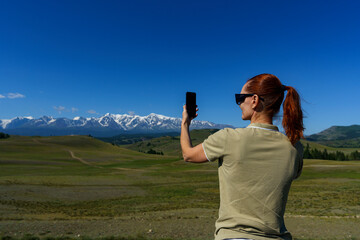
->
[0,113,234,137]
[15,116,34,120]
[0,119,11,129]
[148,113,168,119]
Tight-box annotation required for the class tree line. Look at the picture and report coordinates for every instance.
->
[303,143,360,161]
[138,148,164,155]
[0,132,10,139]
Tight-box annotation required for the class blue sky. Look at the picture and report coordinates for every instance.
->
[1,0,359,135]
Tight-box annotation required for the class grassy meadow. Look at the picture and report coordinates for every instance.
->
[0,134,359,240]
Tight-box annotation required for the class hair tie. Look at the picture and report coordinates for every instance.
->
[281,85,287,91]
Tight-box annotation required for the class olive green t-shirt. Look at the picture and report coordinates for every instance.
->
[202,123,303,240]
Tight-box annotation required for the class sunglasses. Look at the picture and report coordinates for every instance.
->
[235,94,264,105]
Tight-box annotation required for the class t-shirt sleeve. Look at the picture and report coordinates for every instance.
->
[293,141,304,179]
[202,129,228,162]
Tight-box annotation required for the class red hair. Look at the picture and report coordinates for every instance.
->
[245,73,304,145]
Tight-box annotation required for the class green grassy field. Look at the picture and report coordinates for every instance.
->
[0,135,359,240]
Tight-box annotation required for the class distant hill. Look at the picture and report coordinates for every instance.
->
[306,125,360,148]
[97,132,180,145]
[122,129,220,157]
[0,134,178,169]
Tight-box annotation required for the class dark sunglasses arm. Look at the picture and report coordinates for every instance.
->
[235,94,264,105]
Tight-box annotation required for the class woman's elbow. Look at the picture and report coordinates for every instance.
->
[182,152,192,162]
[182,149,196,162]
[182,144,207,163]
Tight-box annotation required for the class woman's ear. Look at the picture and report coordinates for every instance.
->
[251,94,263,111]
[251,95,259,108]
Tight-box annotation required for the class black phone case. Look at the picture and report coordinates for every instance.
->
[186,92,196,119]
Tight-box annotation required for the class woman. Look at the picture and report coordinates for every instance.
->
[180,73,304,240]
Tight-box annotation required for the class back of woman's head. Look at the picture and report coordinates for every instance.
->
[245,73,304,145]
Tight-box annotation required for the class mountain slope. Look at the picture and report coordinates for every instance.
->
[306,125,360,147]
[307,125,360,141]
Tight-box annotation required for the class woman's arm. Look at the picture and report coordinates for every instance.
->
[181,105,208,163]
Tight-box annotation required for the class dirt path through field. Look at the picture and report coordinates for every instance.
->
[68,150,103,169]
[31,138,151,172]
[32,138,100,168]
[67,150,147,172]
[32,138,41,144]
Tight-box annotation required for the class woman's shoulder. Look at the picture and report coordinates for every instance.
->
[217,127,248,137]
[206,128,240,139]
[211,126,280,138]
[226,127,249,133]
[214,127,253,133]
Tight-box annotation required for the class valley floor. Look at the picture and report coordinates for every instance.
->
[1,136,359,240]
[1,212,360,240]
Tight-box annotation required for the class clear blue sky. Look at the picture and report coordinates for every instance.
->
[1,0,359,135]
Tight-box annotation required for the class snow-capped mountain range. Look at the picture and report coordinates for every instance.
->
[0,113,234,137]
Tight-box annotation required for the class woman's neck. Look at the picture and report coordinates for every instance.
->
[250,113,273,125]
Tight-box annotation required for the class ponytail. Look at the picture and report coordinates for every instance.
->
[282,86,304,145]
[245,74,304,145]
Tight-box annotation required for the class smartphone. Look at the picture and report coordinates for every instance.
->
[186,92,196,119]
